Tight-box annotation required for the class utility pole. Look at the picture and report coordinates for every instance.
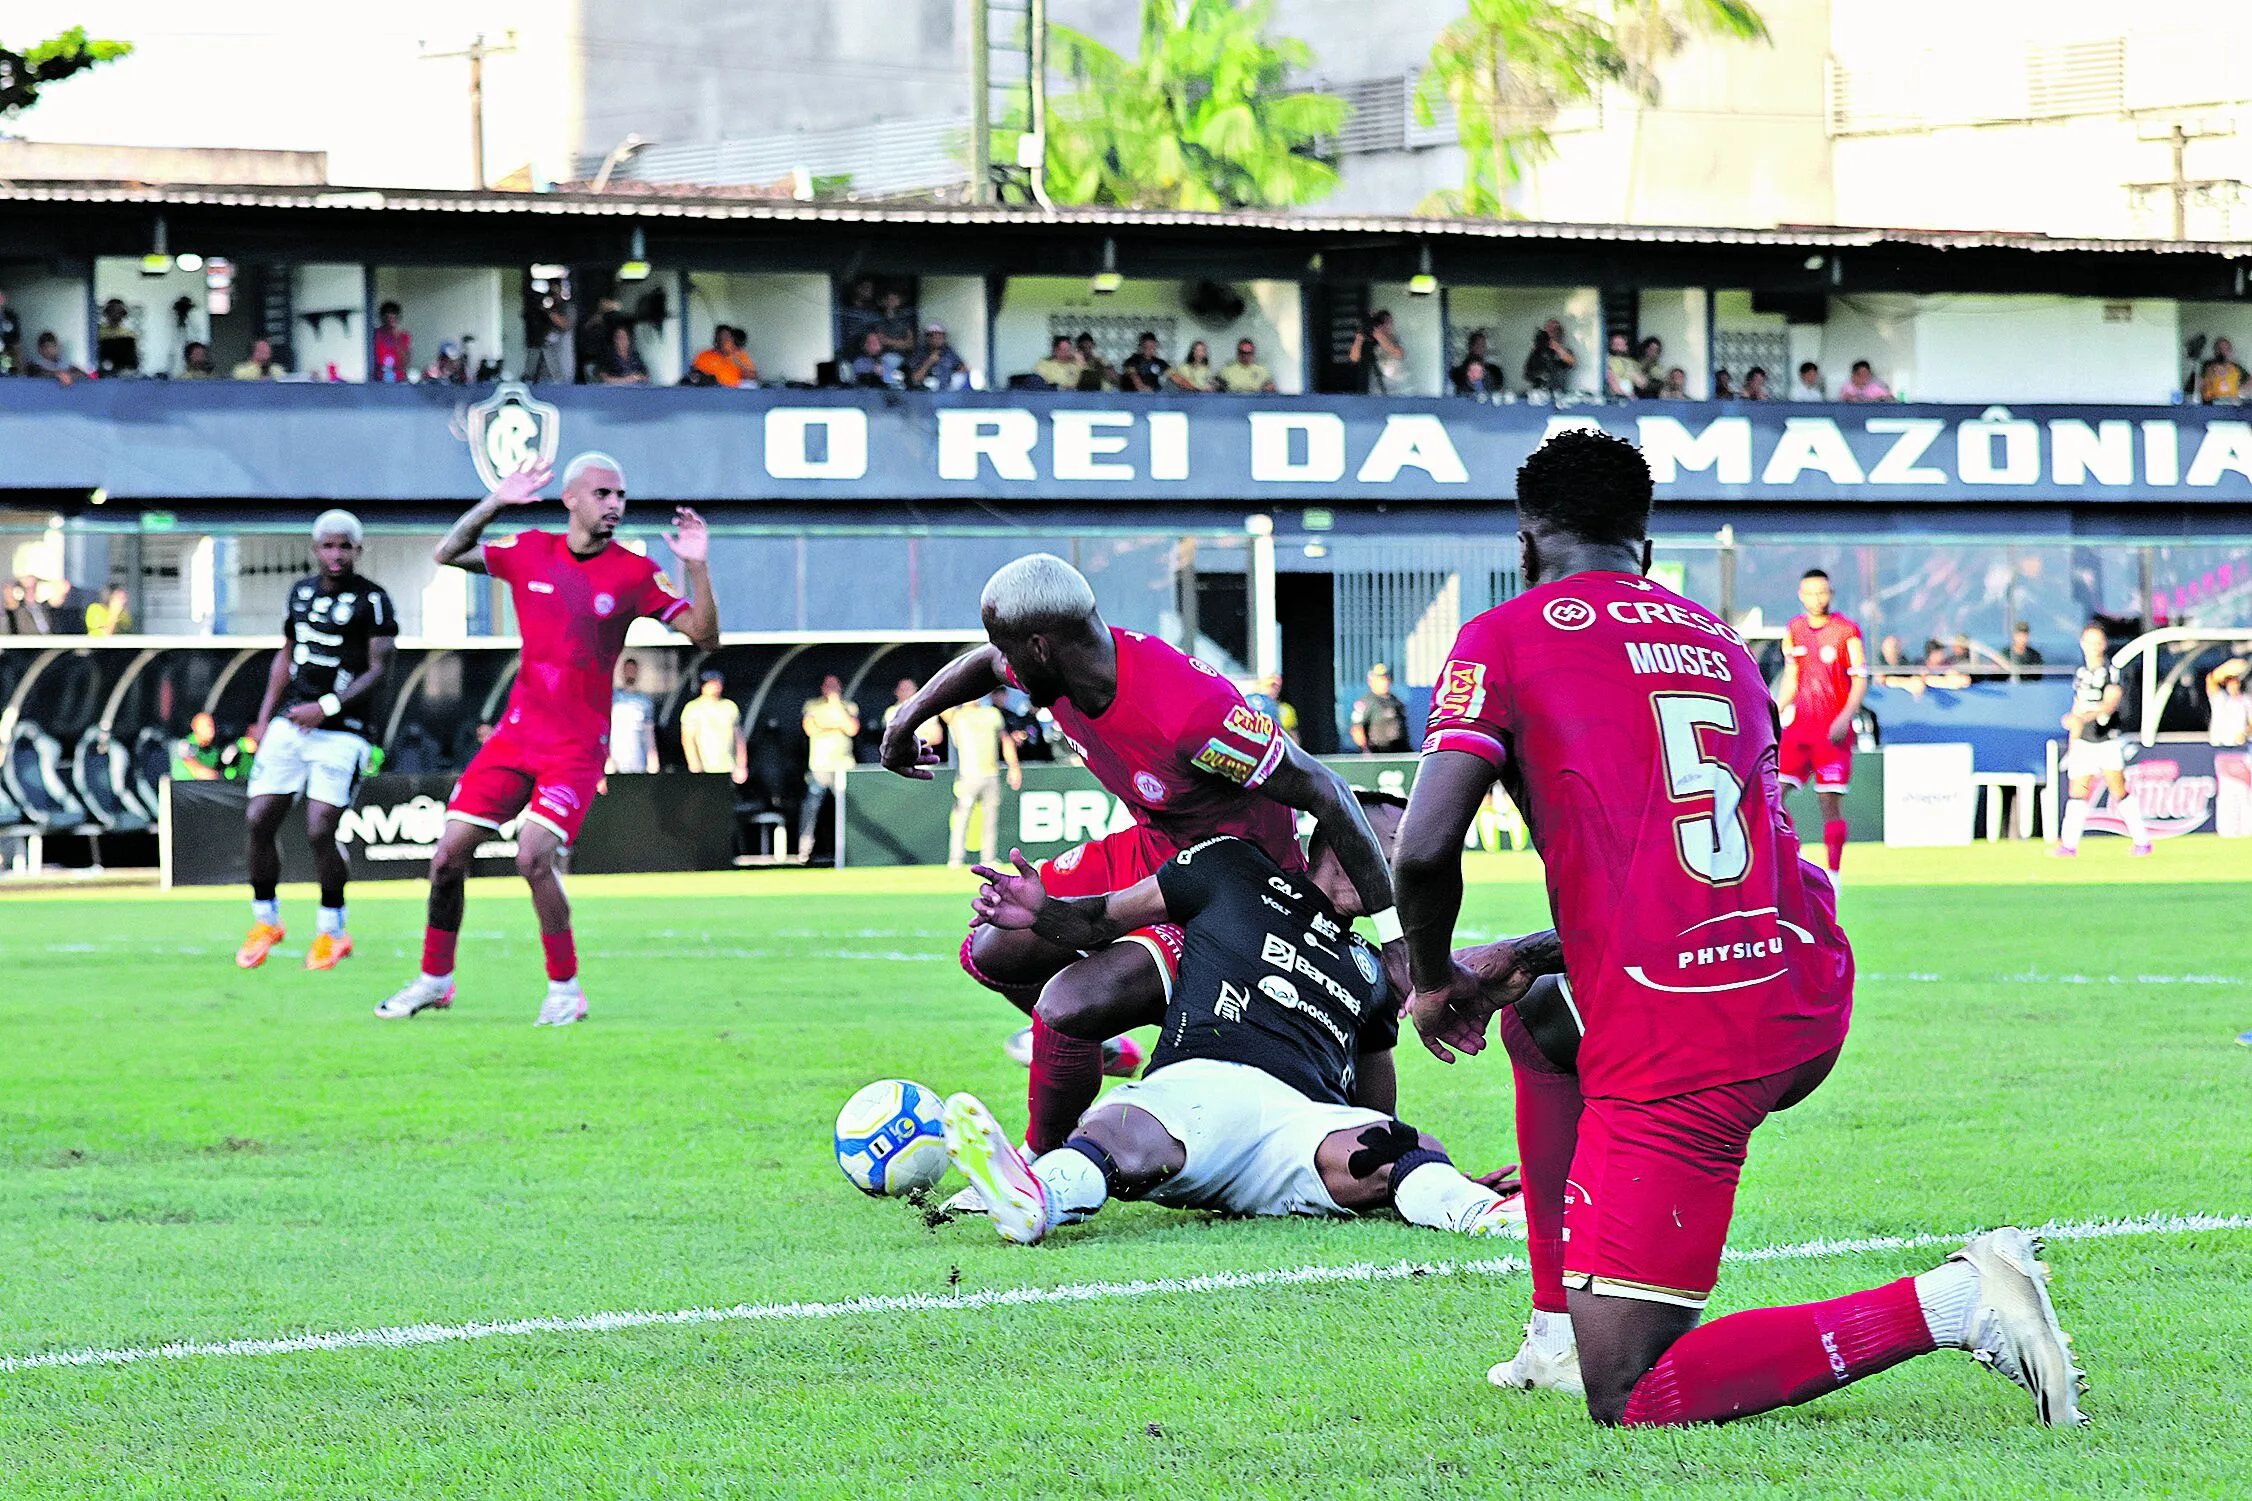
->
[969,0,991,204]
[1027,0,1050,209]
[2131,118,2237,239]
[421,30,518,190]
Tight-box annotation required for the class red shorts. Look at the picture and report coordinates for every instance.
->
[961,823,1187,998]
[1778,723,1853,792]
[446,731,602,845]
[1562,1046,1841,1309]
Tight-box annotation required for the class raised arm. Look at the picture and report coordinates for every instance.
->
[970,851,1171,952]
[664,507,721,650]
[435,461,550,573]
[881,645,1006,778]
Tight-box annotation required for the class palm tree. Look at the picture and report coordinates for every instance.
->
[1046,0,1351,211]
[1412,0,1624,217]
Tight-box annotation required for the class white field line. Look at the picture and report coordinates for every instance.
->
[5,1211,2247,1377]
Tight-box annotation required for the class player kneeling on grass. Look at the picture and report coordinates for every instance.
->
[944,795,1521,1244]
[238,509,397,971]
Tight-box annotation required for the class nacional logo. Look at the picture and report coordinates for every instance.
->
[1432,658,1488,723]
[463,382,562,492]
[1542,597,1596,632]
[593,592,617,618]
[1132,771,1168,803]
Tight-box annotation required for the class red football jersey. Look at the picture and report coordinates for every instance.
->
[1024,628,1303,871]
[485,530,689,762]
[1423,572,1852,1101]
[1783,613,1862,732]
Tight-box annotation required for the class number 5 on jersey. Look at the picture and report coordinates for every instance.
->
[1653,692,1751,885]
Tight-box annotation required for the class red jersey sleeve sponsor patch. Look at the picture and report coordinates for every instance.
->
[1422,650,1509,767]
[641,565,690,623]
[1188,701,1285,788]
[482,529,531,582]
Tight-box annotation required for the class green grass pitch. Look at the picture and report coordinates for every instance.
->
[1,840,2247,1497]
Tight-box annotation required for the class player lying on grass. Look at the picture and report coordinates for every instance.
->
[1395,427,2086,1427]
[882,554,1403,1161]
[941,794,1523,1244]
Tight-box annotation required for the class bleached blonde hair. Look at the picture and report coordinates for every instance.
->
[310,509,363,544]
[981,553,1098,630]
[562,450,626,490]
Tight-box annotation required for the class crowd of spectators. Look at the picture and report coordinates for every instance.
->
[2,575,132,636]
[1019,331,1274,394]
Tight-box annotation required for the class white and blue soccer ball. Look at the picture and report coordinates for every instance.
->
[834,1079,949,1197]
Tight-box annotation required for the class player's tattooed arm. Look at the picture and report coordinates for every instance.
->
[883,645,1005,779]
[1456,928,1564,1011]
[435,460,552,573]
[1258,741,1398,922]
[970,852,1169,949]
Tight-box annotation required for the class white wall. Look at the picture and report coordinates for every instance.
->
[1908,296,2179,404]
[294,263,367,381]
[684,272,834,386]
[5,266,91,371]
[91,259,204,375]
[1818,295,1920,399]
[995,277,1305,393]
[371,268,505,379]
[919,275,989,389]
[1440,286,1601,394]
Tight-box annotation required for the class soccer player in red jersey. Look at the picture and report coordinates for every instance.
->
[880,554,1403,1157]
[375,453,720,1024]
[1773,567,1867,877]
[1393,429,2085,1428]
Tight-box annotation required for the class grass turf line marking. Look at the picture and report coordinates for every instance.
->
[4,1211,2246,1376]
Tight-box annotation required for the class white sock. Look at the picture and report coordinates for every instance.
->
[252,898,280,928]
[1914,1260,1980,1349]
[548,975,582,994]
[2119,791,2150,845]
[1031,1147,1109,1225]
[1393,1160,1503,1232]
[1526,1306,1573,1351]
[2059,798,2088,852]
[318,905,346,936]
[420,970,452,987]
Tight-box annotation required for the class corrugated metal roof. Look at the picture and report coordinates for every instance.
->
[3,178,2247,256]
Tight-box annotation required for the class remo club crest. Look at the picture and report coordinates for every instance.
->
[462,382,562,492]
[593,592,617,617]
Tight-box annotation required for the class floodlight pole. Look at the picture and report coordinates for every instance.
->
[421,30,519,190]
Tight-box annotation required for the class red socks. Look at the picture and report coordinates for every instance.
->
[1026,1014,1104,1155]
[1498,1007,1584,1314]
[1622,1276,1935,1425]
[1823,817,1848,873]
[421,926,458,977]
[541,928,577,983]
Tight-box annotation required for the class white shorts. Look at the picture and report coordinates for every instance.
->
[1101,1057,1388,1219]
[246,719,372,808]
[2064,737,2127,779]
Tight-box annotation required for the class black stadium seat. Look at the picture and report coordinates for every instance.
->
[129,727,173,820]
[71,728,147,831]
[5,724,90,830]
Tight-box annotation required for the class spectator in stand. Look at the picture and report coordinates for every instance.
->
[576,294,625,381]
[940,688,1021,869]
[881,676,944,757]
[847,329,895,388]
[1711,368,1736,400]
[1790,360,1826,401]
[606,657,659,775]
[1874,634,1922,689]
[1920,638,1973,689]
[27,330,84,385]
[2200,338,2248,404]
[681,671,746,781]
[1350,663,1410,753]
[1741,365,1773,401]
[1838,359,1893,402]
[1349,309,1408,394]
[2007,621,2044,670]
[232,337,284,380]
[1660,366,1689,399]
[84,583,133,637]
[1032,335,1082,390]
[0,291,18,372]
[691,324,758,388]
[1119,330,1170,393]
[172,712,227,781]
[373,301,412,384]
[910,322,969,390]
[597,324,649,386]
[524,278,574,383]
[1634,336,1665,398]
[1242,672,1299,743]
[1457,331,1497,394]
[2207,657,2250,746]
[1072,331,1114,392]
[836,277,881,355]
[1218,337,1276,393]
[798,673,860,862]
[179,340,217,378]
[96,298,138,376]
[875,290,918,364]
[1520,320,1577,393]
[1168,339,1216,392]
[1456,356,1496,396]
[1603,332,1638,398]
[423,341,469,385]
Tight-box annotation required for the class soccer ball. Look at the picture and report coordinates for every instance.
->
[834,1079,949,1197]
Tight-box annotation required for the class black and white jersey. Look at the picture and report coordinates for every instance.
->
[279,573,397,737]
[2071,660,2122,742]
[1150,836,1396,1106]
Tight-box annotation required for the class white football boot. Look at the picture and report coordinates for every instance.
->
[374,974,455,1020]
[1952,1227,2089,1426]
[535,979,588,1027]
[1465,1190,1529,1237]
[1488,1308,1585,1396]
[941,1093,1052,1245]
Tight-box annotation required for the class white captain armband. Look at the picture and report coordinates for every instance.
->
[318,693,344,719]
[1371,907,1404,944]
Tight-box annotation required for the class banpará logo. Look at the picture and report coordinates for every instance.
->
[462,382,562,493]
[1543,597,1596,631]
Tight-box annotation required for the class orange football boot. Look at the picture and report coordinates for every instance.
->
[304,932,353,971]
[236,922,286,969]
